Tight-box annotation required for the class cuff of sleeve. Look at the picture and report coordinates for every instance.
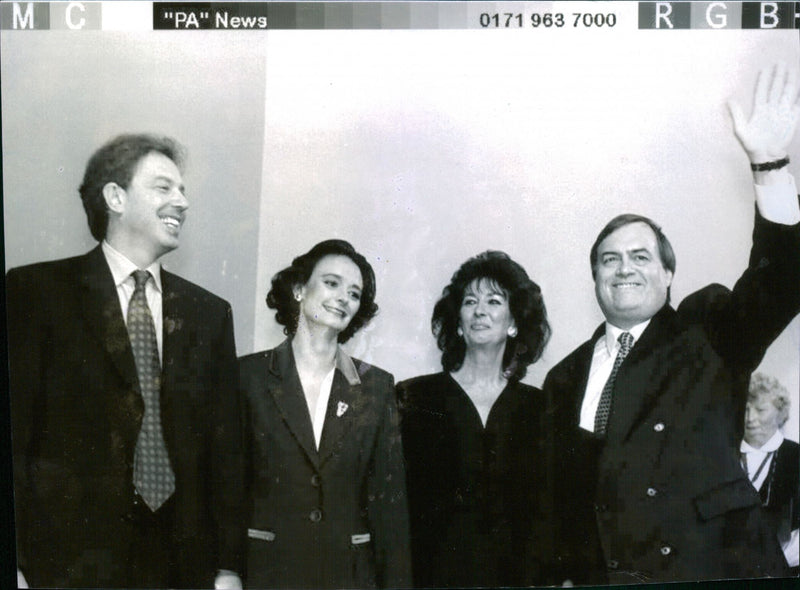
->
[781,529,799,568]
[215,570,242,590]
[755,176,800,225]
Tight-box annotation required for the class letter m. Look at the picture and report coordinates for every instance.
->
[13,3,35,29]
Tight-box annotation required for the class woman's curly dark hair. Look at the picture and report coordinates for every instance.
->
[266,239,379,343]
[432,251,550,381]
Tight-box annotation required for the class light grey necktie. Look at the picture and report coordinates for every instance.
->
[129,270,175,511]
[594,331,634,436]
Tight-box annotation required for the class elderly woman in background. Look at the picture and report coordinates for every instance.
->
[741,372,799,574]
[239,239,411,589]
[397,250,553,588]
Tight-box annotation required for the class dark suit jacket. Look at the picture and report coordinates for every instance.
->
[759,439,800,547]
[543,210,800,584]
[7,246,245,588]
[240,340,412,589]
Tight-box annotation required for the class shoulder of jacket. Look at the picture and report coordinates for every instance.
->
[677,283,731,320]
[239,349,271,365]
[396,372,442,389]
[7,252,85,277]
[6,254,91,300]
[162,269,231,309]
[552,338,594,371]
[781,438,800,456]
[350,356,394,384]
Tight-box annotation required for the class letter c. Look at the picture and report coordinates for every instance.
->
[66,2,86,30]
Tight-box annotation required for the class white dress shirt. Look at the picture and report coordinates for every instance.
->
[305,347,362,450]
[102,241,163,361]
[755,178,800,225]
[311,368,336,450]
[740,430,784,491]
[579,321,649,432]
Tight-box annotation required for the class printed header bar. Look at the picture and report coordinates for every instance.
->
[154,3,267,30]
[154,1,800,30]
[151,2,471,30]
[1,2,799,31]
[638,2,800,29]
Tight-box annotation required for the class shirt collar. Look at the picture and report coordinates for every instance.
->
[102,240,162,293]
[741,429,785,454]
[335,347,361,386]
[604,319,650,355]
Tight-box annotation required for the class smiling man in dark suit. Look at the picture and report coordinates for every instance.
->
[544,64,800,584]
[7,134,245,588]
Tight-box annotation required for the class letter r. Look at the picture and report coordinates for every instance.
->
[656,2,674,29]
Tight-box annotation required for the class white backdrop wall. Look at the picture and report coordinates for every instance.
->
[2,25,798,441]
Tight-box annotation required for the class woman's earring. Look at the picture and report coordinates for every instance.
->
[508,326,518,338]
[294,293,302,302]
[457,326,463,337]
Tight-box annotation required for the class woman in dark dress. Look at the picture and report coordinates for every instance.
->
[240,240,411,589]
[397,250,552,588]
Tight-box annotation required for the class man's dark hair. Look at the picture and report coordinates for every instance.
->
[78,134,186,241]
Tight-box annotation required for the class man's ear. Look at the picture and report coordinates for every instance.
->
[102,182,125,214]
[665,269,674,288]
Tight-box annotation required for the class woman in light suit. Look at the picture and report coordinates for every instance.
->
[240,239,411,589]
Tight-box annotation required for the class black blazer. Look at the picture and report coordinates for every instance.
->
[543,210,800,584]
[240,340,412,589]
[7,246,245,587]
[759,439,800,542]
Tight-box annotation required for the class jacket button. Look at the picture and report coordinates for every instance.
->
[660,545,672,556]
[309,509,323,523]
[311,474,321,487]
[646,487,658,497]
[607,560,619,570]
[653,422,665,432]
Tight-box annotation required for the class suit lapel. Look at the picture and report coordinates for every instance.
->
[574,326,603,421]
[160,270,195,395]
[79,247,139,388]
[159,270,188,450]
[267,340,320,467]
[317,368,359,467]
[607,306,680,443]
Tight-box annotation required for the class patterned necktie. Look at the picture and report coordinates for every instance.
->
[594,331,634,436]
[129,270,175,511]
